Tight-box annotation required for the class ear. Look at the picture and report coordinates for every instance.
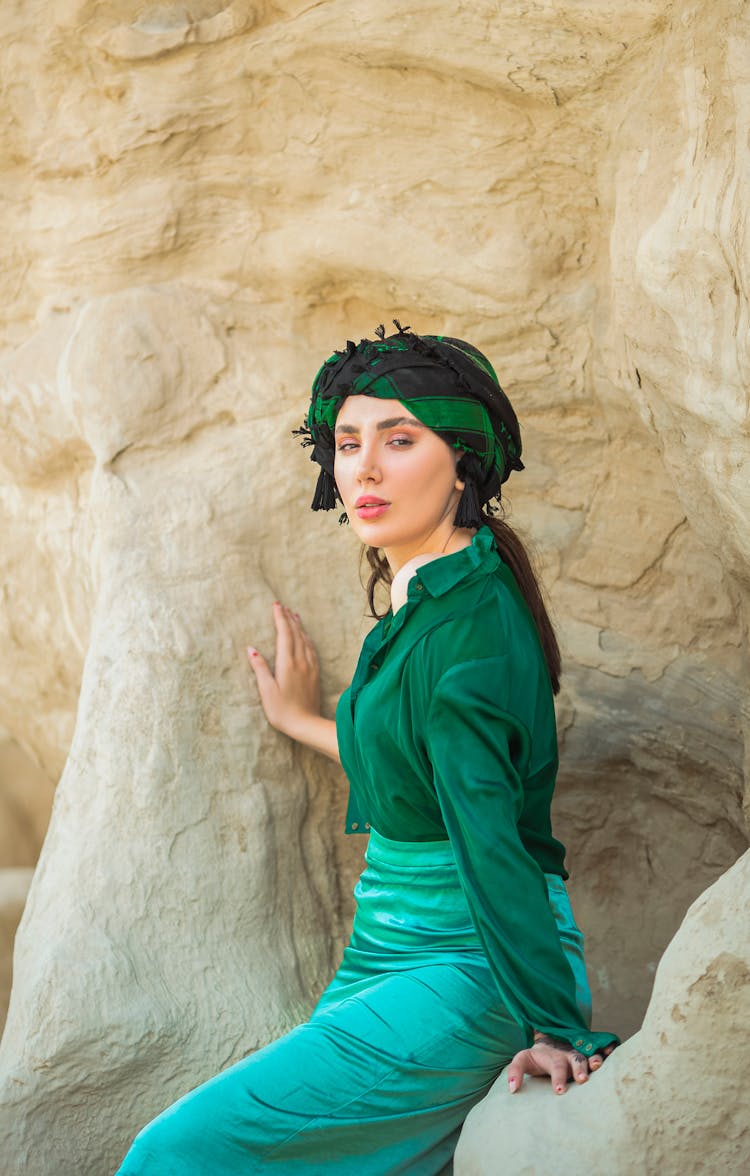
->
[454,448,466,492]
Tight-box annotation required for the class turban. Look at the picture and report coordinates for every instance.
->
[296,322,524,529]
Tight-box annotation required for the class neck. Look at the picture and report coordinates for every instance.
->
[384,523,475,575]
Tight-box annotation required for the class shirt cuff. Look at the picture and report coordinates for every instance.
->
[533,1027,620,1054]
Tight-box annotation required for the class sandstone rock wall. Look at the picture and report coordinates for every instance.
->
[0,731,54,1036]
[0,1,747,1172]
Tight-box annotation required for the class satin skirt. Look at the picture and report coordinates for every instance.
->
[115,831,591,1175]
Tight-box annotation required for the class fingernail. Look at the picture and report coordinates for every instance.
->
[508,1077,517,1091]
[555,1084,564,1094]
[247,647,257,657]
[577,1073,588,1082]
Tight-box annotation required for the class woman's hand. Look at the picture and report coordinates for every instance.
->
[247,602,321,736]
[506,1034,616,1095]
[247,603,340,762]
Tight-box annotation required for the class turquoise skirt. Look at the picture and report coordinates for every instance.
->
[116,831,591,1175]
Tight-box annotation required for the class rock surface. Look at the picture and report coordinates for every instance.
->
[0,732,54,869]
[0,1,747,1173]
[0,732,53,1037]
[0,868,34,1039]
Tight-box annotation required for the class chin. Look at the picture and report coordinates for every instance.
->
[351,518,426,553]
[346,512,395,545]
[348,519,390,546]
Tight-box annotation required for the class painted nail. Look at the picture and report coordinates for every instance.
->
[555,1084,564,1094]
[247,647,257,657]
[508,1077,517,1091]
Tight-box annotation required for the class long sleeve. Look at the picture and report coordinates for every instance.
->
[426,656,619,1056]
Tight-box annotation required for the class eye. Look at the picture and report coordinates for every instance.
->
[388,435,414,448]
[335,439,359,453]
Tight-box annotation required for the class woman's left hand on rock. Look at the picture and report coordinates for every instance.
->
[506,1034,616,1095]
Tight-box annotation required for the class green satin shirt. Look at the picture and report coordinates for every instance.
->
[336,526,618,1055]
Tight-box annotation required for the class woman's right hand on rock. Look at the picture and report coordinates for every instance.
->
[247,604,340,762]
[247,602,321,740]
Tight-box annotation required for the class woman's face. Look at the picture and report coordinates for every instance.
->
[333,395,465,567]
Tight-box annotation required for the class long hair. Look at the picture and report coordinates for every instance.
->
[361,511,562,694]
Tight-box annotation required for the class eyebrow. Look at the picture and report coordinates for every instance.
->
[334,416,426,435]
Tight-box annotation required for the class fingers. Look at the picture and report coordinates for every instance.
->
[506,1048,567,1095]
[288,607,314,668]
[273,602,314,667]
[246,646,275,689]
[507,1039,609,1097]
[299,623,319,672]
[506,1048,534,1094]
[548,1053,572,1095]
[246,645,265,675]
[272,601,296,665]
[246,646,278,712]
[248,602,318,693]
[569,1051,590,1086]
[589,1043,616,1070]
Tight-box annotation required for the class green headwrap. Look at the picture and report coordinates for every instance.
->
[297,322,524,527]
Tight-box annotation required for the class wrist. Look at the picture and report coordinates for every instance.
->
[285,709,319,743]
[532,1032,568,1049]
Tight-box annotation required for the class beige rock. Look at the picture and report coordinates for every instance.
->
[0,0,747,1172]
[0,869,34,1039]
[606,2,750,590]
[455,850,750,1174]
[0,286,366,1174]
[0,733,55,869]
[0,735,54,1033]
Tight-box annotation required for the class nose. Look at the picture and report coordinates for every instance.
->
[355,439,382,485]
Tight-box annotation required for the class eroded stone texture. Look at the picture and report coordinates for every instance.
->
[0,732,55,868]
[0,868,34,1039]
[0,1,747,1172]
[0,732,54,1036]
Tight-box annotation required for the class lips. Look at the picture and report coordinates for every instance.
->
[354,495,390,520]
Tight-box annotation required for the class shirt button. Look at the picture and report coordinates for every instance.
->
[351,822,359,830]
[371,661,381,671]
[415,583,424,592]
[584,1043,593,1053]
[365,822,371,830]
[575,1039,584,1047]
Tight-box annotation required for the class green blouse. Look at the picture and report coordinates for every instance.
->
[336,526,618,1055]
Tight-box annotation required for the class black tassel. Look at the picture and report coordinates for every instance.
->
[338,511,349,526]
[454,477,485,530]
[291,425,314,448]
[311,468,338,511]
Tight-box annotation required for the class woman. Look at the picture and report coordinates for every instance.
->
[117,324,618,1175]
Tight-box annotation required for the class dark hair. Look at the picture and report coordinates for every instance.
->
[361,511,562,694]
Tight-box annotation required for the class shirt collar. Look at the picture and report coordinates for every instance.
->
[409,525,499,600]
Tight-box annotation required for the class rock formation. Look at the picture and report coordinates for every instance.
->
[0,731,54,1036]
[0,1,747,1172]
